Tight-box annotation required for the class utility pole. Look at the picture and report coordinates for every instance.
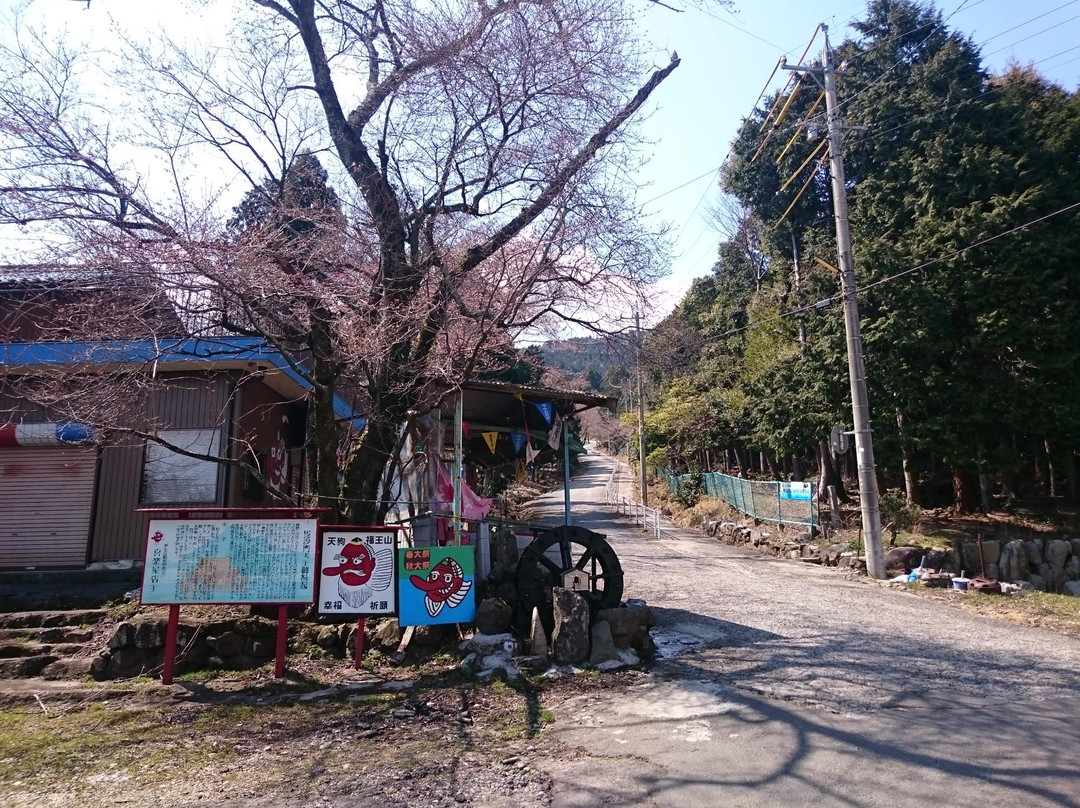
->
[786,25,885,579]
[635,311,648,506]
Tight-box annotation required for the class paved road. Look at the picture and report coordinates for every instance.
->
[529,453,1080,808]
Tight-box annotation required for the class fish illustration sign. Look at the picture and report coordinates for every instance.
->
[397,546,476,626]
[318,529,397,616]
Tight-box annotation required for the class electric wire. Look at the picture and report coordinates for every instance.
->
[696,199,1080,345]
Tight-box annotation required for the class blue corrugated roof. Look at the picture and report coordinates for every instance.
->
[1,337,364,428]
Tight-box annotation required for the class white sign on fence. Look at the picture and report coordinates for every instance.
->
[779,482,813,501]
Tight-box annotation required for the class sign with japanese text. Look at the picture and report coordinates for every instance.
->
[397,546,475,627]
[780,482,813,501]
[141,519,317,605]
[317,528,398,616]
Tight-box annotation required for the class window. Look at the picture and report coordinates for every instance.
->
[141,428,221,504]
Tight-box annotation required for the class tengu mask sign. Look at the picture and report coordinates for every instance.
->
[318,528,397,615]
[397,546,475,626]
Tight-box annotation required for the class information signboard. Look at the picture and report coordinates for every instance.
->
[141,519,317,605]
[397,546,475,627]
[317,528,398,616]
[779,482,813,501]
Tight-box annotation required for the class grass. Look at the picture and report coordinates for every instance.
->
[955,590,1080,635]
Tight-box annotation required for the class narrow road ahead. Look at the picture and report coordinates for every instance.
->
[530,453,1080,808]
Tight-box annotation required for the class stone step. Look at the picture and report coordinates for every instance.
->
[0,609,108,630]
[0,626,96,644]
[0,641,87,659]
[41,657,95,680]
[0,654,60,678]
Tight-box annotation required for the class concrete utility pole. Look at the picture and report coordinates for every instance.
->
[786,25,885,579]
[636,311,648,506]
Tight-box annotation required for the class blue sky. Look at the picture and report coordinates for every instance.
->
[13,0,1080,327]
[636,0,1080,320]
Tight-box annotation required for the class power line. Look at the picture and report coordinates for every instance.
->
[696,199,1080,344]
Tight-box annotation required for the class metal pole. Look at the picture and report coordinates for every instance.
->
[636,312,648,506]
[822,26,885,579]
[563,417,572,526]
[453,391,463,545]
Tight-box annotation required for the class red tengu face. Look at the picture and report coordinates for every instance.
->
[322,540,376,586]
[409,558,463,603]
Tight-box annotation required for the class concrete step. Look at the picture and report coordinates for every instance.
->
[0,609,108,630]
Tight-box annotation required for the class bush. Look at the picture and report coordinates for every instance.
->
[674,473,704,508]
[880,490,920,541]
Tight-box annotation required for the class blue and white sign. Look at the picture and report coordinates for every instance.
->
[780,482,813,501]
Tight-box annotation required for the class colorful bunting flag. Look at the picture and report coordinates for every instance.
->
[511,430,527,454]
[531,400,553,424]
[482,431,499,454]
[525,441,538,466]
[548,413,562,450]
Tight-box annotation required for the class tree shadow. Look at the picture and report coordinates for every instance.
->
[548,607,1080,807]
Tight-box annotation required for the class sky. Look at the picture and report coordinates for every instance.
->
[10,0,1080,326]
[633,0,1080,322]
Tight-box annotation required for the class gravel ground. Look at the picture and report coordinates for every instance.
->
[534,454,1080,713]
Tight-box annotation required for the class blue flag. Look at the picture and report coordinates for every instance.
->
[511,430,527,454]
[531,400,553,424]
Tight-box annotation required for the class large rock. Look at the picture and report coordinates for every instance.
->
[528,607,548,657]
[474,598,513,635]
[1064,581,1080,597]
[596,607,639,649]
[1040,563,1066,594]
[132,618,166,650]
[1067,556,1080,581]
[1072,539,1080,560]
[985,563,1000,581]
[588,621,618,666]
[632,626,657,661]
[999,541,1029,582]
[1046,539,1072,568]
[884,546,923,573]
[551,587,590,665]
[373,618,400,649]
[107,622,134,650]
[981,540,1001,566]
[490,528,520,568]
[1026,539,1045,568]
[1027,574,1048,592]
[626,602,655,629]
[212,630,246,657]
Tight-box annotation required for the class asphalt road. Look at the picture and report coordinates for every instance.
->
[529,453,1080,808]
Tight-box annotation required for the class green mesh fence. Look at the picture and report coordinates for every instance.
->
[669,471,817,526]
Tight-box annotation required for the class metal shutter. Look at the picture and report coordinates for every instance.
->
[0,446,97,569]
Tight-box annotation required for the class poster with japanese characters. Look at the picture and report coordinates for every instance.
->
[317,528,398,616]
[141,519,317,605]
[397,546,476,627]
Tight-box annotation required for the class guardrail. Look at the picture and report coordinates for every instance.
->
[605,468,662,539]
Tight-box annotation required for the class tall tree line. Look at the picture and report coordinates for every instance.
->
[646,0,1080,512]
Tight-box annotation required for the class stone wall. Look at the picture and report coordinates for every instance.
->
[704,518,1080,595]
[959,537,1080,593]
